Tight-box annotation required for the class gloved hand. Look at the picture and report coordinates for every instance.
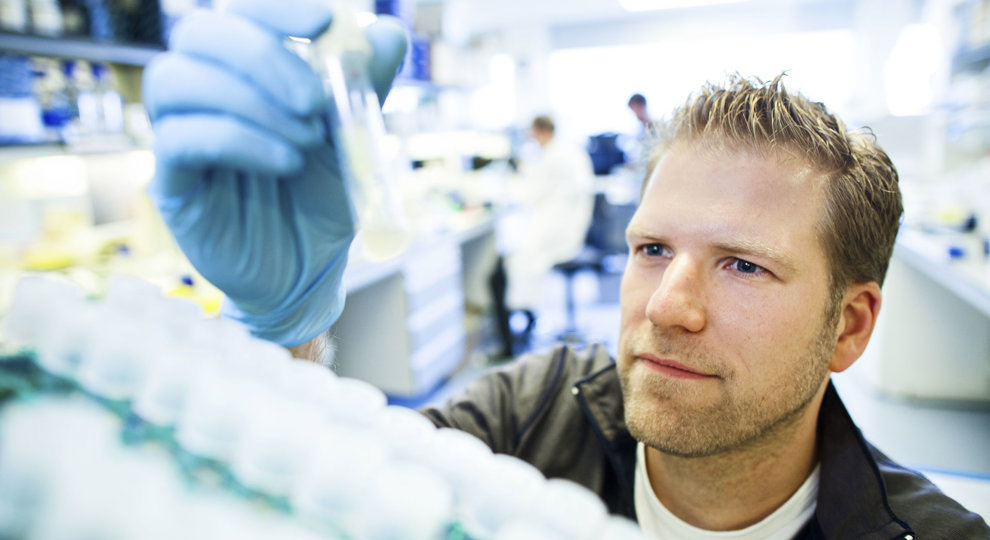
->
[143,0,407,347]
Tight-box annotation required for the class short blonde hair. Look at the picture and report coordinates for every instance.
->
[646,74,903,291]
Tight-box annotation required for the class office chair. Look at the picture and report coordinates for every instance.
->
[551,193,637,344]
[553,247,604,343]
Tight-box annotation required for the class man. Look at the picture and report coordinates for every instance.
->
[491,115,595,356]
[627,93,655,133]
[145,0,989,536]
[421,77,989,538]
[627,93,659,175]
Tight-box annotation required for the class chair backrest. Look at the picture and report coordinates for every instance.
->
[585,193,637,255]
[586,133,626,176]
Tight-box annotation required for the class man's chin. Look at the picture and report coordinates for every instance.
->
[627,414,733,459]
[621,384,734,458]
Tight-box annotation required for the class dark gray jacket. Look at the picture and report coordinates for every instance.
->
[422,344,990,539]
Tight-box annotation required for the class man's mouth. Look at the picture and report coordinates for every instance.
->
[638,354,718,380]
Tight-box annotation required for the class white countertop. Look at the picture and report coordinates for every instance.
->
[342,213,496,293]
[893,228,990,318]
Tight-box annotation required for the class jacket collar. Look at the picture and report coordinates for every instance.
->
[575,363,913,538]
[815,382,913,539]
[572,348,637,518]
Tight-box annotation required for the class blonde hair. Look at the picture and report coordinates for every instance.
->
[646,73,903,291]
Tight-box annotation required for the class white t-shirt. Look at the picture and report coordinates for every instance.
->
[634,442,819,540]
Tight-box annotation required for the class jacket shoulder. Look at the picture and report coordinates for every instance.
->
[874,450,990,538]
[420,344,612,454]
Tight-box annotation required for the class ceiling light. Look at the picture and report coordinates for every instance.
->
[619,0,751,12]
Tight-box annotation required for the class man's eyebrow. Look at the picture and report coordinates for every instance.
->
[713,239,797,273]
[625,226,662,241]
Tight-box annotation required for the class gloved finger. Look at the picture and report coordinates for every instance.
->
[365,15,408,106]
[144,54,325,148]
[223,0,333,39]
[152,115,304,197]
[169,11,325,116]
[226,0,406,107]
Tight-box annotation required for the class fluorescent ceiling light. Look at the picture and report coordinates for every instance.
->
[619,0,750,12]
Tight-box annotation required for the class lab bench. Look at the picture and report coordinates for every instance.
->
[330,216,496,398]
[870,228,990,403]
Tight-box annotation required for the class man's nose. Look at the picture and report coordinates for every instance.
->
[645,255,707,333]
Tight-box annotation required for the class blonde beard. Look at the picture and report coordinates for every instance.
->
[619,302,838,459]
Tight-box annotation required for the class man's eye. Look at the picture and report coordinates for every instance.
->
[642,244,666,257]
[732,259,762,274]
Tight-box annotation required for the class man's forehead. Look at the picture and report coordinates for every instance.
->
[632,142,829,262]
[642,141,824,202]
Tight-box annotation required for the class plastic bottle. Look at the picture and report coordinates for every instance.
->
[149,294,204,342]
[74,60,100,136]
[221,337,294,385]
[528,477,609,540]
[127,340,206,446]
[33,59,72,142]
[173,366,256,488]
[188,315,251,366]
[93,63,124,133]
[493,520,567,540]
[28,443,183,540]
[0,54,46,144]
[459,453,547,538]
[0,0,28,32]
[1,273,85,353]
[275,358,340,410]
[26,0,62,35]
[419,427,494,504]
[95,281,205,444]
[296,5,411,260]
[102,273,164,318]
[0,398,121,538]
[75,310,155,415]
[33,299,100,391]
[321,375,387,427]
[357,461,453,540]
[59,61,79,132]
[374,404,439,465]
[228,391,323,510]
[597,515,649,540]
[290,424,389,537]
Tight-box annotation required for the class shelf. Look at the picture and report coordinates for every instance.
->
[0,32,163,66]
[0,137,149,164]
[952,42,990,74]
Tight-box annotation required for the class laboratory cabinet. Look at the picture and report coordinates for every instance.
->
[331,219,496,398]
[871,229,990,403]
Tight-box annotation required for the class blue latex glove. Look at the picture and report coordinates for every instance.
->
[144,0,408,347]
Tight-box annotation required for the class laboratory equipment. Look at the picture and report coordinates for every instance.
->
[530,477,610,540]
[294,5,411,261]
[0,273,636,539]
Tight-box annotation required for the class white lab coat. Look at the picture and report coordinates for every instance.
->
[504,137,595,310]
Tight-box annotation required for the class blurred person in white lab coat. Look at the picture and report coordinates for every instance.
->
[491,115,596,357]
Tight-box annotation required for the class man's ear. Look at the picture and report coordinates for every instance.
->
[830,282,882,373]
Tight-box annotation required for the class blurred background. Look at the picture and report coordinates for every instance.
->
[0,0,988,527]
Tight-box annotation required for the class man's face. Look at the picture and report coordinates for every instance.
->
[617,142,839,458]
[629,103,648,124]
[531,127,552,147]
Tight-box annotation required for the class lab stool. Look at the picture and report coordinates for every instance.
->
[552,248,604,343]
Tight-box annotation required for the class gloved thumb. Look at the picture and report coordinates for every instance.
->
[365,15,408,107]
